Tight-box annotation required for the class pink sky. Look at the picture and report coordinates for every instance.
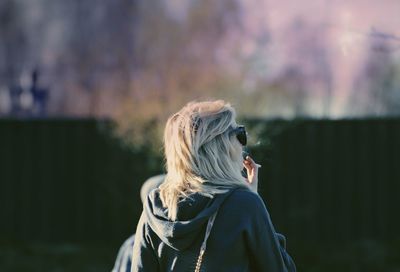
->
[236,0,400,117]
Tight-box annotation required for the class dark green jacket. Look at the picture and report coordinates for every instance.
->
[131,187,296,272]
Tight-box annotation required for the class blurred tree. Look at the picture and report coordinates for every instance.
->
[112,0,246,149]
[263,19,333,118]
[349,37,400,116]
[0,0,27,86]
[1,0,399,125]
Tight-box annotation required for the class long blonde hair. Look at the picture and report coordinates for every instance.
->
[159,100,249,220]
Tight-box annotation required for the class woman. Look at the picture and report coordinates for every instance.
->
[131,100,296,271]
[112,174,165,272]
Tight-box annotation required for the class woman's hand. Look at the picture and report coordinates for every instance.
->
[243,156,261,193]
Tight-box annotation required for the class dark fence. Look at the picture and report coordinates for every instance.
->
[0,119,162,244]
[246,118,400,247]
[1,118,399,248]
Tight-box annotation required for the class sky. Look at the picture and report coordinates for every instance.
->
[238,0,400,117]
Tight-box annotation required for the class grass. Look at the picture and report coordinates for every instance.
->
[0,242,117,272]
[0,239,400,272]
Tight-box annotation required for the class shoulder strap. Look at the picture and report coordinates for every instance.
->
[194,209,219,272]
[194,187,241,272]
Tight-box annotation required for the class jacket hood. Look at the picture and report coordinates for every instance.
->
[144,187,237,251]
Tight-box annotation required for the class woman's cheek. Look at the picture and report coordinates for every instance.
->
[229,142,243,164]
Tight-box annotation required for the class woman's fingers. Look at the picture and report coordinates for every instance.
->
[243,156,260,193]
[243,161,252,172]
[245,156,261,169]
[243,156,259,182]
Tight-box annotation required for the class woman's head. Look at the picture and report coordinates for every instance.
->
[159,100,249,220]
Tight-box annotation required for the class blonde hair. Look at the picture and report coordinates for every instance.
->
[159,100,249,220]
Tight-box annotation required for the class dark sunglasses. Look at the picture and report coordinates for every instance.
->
[230,125,247,146]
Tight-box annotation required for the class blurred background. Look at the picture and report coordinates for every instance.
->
[1,0,400,271]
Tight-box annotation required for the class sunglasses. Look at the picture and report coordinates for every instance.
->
[230,125,247,146]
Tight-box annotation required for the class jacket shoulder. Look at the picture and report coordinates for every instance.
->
[223,188,267,213]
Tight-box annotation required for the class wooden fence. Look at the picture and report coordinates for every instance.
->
[0,118,399,247]
[0,119,162,243]
[247,118,400,246]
